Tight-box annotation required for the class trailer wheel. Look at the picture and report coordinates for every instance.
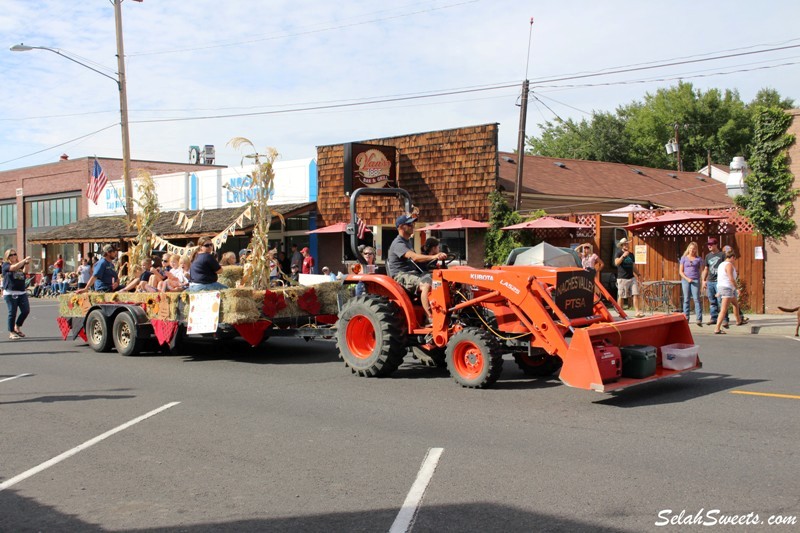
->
[445,327,504,388]
[513,350,562,377]
[336,295,407,377]
[86,310,113,353]
[112,312,146,356]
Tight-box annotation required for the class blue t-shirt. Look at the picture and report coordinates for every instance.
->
[93,258,118,292]
[2,262,27,292]
[190,253,221,285]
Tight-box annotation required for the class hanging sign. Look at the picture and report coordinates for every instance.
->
[635,245,647,265]
[186,291,221,334]
[343,143,397,194]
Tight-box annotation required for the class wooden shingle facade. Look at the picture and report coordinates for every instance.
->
[316,124,499,226]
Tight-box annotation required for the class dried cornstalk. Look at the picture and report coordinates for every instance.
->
[227,137,284,289]
[120,170,159,282]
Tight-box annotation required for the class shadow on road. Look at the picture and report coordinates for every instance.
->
[0,489,630,532]
[595,371,767,407]
[0,394,137,405]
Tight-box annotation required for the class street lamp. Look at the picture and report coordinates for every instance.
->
[10,1,135,222]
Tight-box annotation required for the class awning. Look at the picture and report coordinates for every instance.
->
[417,216,489,232]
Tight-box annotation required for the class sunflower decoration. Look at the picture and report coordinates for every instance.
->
[145,295,160,318]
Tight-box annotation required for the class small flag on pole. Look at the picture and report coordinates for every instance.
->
[87,159,108,205]
[356,216,367,240]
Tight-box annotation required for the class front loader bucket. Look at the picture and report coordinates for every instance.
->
[559,314,700,393]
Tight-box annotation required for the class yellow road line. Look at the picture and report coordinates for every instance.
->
[730,390,800,400]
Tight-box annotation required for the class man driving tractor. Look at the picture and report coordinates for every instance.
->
[387,213,448,322]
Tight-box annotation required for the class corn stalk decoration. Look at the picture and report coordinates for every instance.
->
[228,137,283,289]
[119,170,160,283]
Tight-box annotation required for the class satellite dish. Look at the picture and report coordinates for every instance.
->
[189,146,200,164]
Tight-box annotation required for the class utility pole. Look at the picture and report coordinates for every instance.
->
[514,79,529,211]
[514,18,534,212]
[673,123,683,172]
[113,0,134,223]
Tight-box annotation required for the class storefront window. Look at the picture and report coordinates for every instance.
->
[0,203,16,230]
[25,196,79,228]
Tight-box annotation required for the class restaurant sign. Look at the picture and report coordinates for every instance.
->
[343,142,397,194]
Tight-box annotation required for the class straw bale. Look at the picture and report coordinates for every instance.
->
[218,265,244,288]
[220,288,260,323]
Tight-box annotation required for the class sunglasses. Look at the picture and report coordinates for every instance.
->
[9,253,17,256]
[363,252,375,256]
[202,243,214,248]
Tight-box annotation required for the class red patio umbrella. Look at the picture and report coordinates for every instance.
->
[624,211,726,232]
[306,222,371,234]
[501,216,590,231]
[416,216,489,232]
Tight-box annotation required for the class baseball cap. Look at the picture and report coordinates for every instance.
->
[322,266,330,272]
[238,248,251,258]
[707,237,718,245]
[102,244,116,254]
[618,237,630,245]
[396,213,418,227]
[722,245,733,253]
[301,247,309,254]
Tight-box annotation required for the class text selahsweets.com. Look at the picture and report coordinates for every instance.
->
[656,509,797,527]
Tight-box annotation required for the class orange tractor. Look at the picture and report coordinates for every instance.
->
[336,188,700,391]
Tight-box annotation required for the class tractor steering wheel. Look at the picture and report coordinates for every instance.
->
[426,253,458,269]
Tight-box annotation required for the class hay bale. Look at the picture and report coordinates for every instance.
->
[218,265,243,288]
[220,288,260,323]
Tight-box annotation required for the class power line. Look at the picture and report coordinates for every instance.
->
[0,124,118,166]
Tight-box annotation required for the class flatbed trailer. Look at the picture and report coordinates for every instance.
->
[56,284,344,356]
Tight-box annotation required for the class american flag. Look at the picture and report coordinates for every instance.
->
[356,216,367,240]
[87,159,108,205]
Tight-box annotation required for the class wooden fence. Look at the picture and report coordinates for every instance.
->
[529,208,764,313]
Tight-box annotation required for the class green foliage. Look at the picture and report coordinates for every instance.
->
[526,82,794,172]
[484,191,544,266]
[735,107,797,239]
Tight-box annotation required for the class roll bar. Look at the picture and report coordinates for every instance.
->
[348,187,413,264]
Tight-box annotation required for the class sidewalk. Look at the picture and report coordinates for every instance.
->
[610,309,799,337]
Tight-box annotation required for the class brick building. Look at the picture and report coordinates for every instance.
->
[0,156,221,273]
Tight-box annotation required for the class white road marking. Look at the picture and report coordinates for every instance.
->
[0,373,32,384]
[389,447,444,533]
[0,401,180,492]
[784,336,800,342]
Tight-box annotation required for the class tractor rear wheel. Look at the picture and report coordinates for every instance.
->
[514,349,562,377]
[336,295,407,377]
[445,327,504,388]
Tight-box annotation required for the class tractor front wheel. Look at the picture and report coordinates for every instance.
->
[445,328,503,388]
[336,296,407,377]
[514,350,562,377]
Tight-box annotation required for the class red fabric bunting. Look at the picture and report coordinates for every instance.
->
[262,290,287,317]
[234,321,272,347]
[296,288,321,315]
[56,316,72,340]
[151,319,179,346]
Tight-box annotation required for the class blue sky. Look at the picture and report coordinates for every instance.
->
[1,0,798,172]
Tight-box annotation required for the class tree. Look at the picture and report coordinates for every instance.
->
[525,82,794,172]
[735,107,797,239]
[484,191,544,266]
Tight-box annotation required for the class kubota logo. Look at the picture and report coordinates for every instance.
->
[470,273,494,281]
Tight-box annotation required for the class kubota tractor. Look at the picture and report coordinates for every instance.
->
[336,188,700,391]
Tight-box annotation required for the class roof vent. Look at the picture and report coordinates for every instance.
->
[696,175,706,181]
[553,162,566,168]
[667,173,678,178]
[631,168,644,175]
[501,155,516,164]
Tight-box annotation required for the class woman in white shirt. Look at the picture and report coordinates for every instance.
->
[713,248,748,334]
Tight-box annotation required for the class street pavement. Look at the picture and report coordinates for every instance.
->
[1,298,798,532]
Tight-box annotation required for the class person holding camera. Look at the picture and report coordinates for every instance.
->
[614,237,643,318]
[2,248,32,340]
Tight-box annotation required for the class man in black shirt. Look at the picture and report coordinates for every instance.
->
[614,237,643,317]
[701,237,728,327]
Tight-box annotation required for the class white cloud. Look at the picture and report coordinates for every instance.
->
[1,0,798,171]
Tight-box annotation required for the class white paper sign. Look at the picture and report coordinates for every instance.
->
[186,291,221,334]
[754,246,763,260]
